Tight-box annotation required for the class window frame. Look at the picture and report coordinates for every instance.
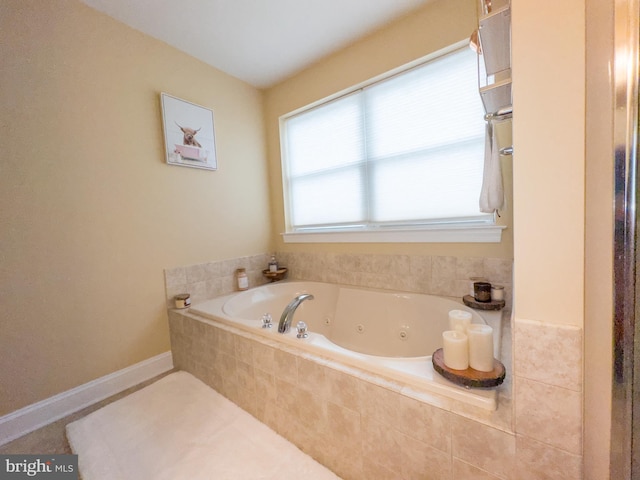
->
[278,41,505,244]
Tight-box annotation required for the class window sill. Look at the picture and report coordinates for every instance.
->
[282,225,506,244]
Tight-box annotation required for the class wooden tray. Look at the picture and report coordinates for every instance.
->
[262,267,288,282]
[462,294,505,311]
[432,348,505,388]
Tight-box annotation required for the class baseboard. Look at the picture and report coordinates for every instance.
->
[0,351,174,446]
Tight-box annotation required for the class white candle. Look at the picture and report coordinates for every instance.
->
[448,309,472,332]
[491,284,505,301]
[467,324,494,372]
[442,330,469,370]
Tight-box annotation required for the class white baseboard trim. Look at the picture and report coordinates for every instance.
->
[0,351,174,446]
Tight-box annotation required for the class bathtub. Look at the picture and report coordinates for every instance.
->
[189,281,504,410]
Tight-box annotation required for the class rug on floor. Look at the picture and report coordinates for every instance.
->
[66,371,341,480]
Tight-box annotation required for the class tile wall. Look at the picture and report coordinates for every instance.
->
[169,310,514,479]
[164,253,272,308]
[164,251,513,308]
[164,251,584,479]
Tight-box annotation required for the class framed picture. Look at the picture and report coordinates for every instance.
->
[160,93,217,170]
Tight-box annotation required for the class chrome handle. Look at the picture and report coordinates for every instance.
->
[261,313,273,328]
[296,321,308,339]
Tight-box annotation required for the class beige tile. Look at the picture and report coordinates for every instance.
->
[234,335,254,363]
[273,399,323,456]
[292,386,328,433]
[232,385,257,419]
[359,381,402,428]
[359,272,393,290]
[483,258,513,285]
[274,349,298,384]
[216,329,235,356]
[456,256,486,281]
[514,318,582,391]
[323,450,363,480]
[235,360,255,393]
[325,368,361,412]
[296,356,327,395]
[252,342,276,374]
[215,352,237,384]
[515,377,582,455]
[515,435,582,480]
[253,368,276,400]
[361,417,404,473]
[187,281,211,304]
[275,377,327,432]
[203,322,218,347]
[326,401,361,441]
[185,262,208,283]
[167,310,184,333]
[164,266,187,287]
[409,255,432,277]
[204,278,224,299]
[362,461,399,480]
[336,253,364,272]
[321,404,363,479]
[249,253,270,271]
[395,393,451,454]
[451,414,515,479]
[388,254,412,275]
[453,459,505,479]
[432,256,457,295]
[253,371,278,427]
[397,431,452,480]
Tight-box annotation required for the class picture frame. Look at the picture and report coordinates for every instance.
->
[160,92,217,170]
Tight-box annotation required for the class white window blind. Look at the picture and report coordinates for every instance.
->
[281,47,492,234]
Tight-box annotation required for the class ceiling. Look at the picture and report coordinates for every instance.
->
[80,0,432,89]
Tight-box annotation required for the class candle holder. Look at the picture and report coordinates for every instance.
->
[462,295,505,311]
[432,348,506,388]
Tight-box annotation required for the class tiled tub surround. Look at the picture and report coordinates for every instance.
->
[164,252,514,309]
[169,309,513,480]
[165,253,584,478]
[170,310,583,479]
[190,281,504,410]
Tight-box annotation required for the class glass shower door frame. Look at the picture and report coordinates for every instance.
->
[611,0,640,477]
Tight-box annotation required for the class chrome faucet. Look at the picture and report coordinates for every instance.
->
[278,294,314,333]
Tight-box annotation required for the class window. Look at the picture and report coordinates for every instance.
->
[280,45,503,243]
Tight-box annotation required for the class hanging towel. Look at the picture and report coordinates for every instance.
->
[479,120,504,213]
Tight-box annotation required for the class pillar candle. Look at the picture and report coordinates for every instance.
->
[448,309,472,332]
[442,330,469,370]
[467,324,494,372]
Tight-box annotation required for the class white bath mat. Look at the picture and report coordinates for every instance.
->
[66,371,341,480]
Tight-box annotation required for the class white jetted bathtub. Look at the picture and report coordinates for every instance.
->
[189,281,504,410]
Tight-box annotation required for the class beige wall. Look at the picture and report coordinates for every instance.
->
[512,0,586,328]
[263,0,514,260]
[584,0,616,476]
[513,0,614,475]
[0,0,271,416]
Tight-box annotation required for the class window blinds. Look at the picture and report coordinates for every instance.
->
[282,47,491,231]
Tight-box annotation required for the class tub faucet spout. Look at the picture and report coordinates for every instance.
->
[278,294,314,334]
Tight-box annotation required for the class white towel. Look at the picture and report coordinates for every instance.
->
[479,120,504,214]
